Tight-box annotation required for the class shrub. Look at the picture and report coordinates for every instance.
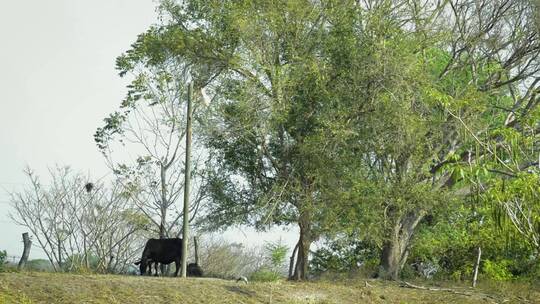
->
[0,250,7,272]
[483,259,514,281]
[249,267,281,282]
[198,236,265,279]
[264,240,289,275]
[310,237,379,277]
[266,242,288,268]
[26,259,53,272]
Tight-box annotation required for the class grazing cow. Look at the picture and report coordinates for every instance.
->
[134,259,159,276]
[139,238,183,277]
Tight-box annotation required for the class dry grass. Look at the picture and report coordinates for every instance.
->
[0,272,538,304]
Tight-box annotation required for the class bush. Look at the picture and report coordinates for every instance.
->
[249,267,281,282]
[410,202,536,281]
[26,259,53,272]
[0,250,6,272]
[310,237,380,277]
[483,259,514,281]
[198,236,265,279]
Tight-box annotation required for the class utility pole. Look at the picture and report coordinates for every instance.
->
[181,82,193,277]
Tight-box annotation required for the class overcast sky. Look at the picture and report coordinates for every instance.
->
[0,0,297,260]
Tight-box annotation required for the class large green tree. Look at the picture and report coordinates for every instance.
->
[318,0,540,279]
[196,1,340,280]
[111,0,345,280]
[120,0,540,281]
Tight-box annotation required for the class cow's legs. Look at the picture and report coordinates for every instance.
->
[174,260,180,277]
[154,262,159,276]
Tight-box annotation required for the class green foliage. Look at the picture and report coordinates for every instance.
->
[115,0,540,280]
[484,173,540,251]
[483,259,514,281]
[249,267,282,282]
[410,199,537,280]
[310,238,379,276]
[264,241,288,271]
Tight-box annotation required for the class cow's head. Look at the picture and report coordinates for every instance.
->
[134,260,147,275]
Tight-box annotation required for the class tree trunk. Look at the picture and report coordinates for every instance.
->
[17,232,32,270]
[194,236,199,265]
[379,239,402,280]
[379,210,425,280]
[57,238,63,271]
[83,237,89,269]
[288,242,299,278]
[290,212,312,281]
[159,164,168,239]
[159,164,168,276]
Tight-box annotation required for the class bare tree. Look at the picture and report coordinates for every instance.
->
[9,166,148,273]
[95,59,209,240]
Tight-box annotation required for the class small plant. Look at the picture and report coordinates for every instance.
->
[249,267,281,282]
[249,240,289,282]
[264,240,288,272]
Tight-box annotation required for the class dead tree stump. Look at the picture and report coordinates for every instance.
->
[18,232,32,270]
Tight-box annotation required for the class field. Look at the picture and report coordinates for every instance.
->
[0,272,538,304]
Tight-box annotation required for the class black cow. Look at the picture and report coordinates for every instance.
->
[134,259,159,276]
[139,238,183,277]
[187,263,203,277]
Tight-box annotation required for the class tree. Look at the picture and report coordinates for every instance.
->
[111,0,348,280]
[9,166,148,273]
[95,42,209,240]
[186,0,341,280]
[121,0,540,281]
[319,0,540,279]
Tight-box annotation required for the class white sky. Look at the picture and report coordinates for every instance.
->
[0,0,298,260]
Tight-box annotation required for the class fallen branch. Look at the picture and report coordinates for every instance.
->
[400,281,498,300]
[400,281,472,296]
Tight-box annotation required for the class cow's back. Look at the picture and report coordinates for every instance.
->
[143,238,183,264]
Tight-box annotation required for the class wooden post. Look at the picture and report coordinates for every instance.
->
[472,246,482,288]
[181,82,193,277]
[17,232,31,270]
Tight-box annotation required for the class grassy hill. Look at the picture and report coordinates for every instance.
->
[0,272,538,304]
